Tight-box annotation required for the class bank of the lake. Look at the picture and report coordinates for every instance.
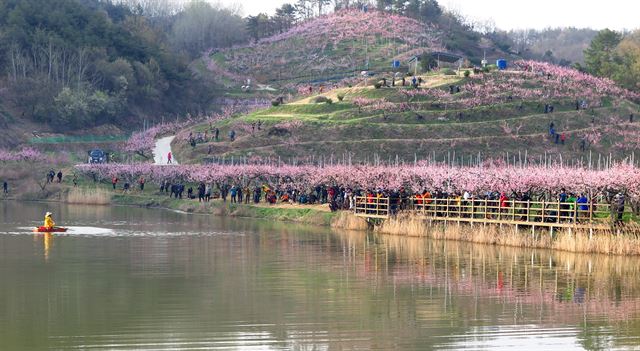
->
[6,182,640,256]
[110,192,341,228]
[9,183,366,230]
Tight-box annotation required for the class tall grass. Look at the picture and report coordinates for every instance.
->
[331,211,370,231]
[375,214,640,255]
[66,187,112,205]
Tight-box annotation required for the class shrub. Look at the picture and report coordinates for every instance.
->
[442,68,456,76]
[482,66,491,73]
[271,100,281,107]
[473,68,481,74]
[374,82,382,89]
[463,70,471,77]
[313,96,333,104]
[337,94,344,101]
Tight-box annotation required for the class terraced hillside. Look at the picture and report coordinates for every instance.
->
[205,10,444,86]
[175,61,640,164]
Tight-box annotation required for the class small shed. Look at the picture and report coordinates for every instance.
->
[408,52,464,75]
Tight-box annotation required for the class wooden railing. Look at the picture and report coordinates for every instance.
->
[354,196,615,229]
[354,196,390,219]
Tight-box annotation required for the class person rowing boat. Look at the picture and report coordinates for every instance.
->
[44,212,55,230]
[33,212,67,233]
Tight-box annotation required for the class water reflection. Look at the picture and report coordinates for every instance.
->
[0,202,639,350]
[333,232,640,349]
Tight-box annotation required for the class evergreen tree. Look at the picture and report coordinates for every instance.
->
[584,29,622,78]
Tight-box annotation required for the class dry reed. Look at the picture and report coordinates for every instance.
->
[374,214,640,255]
[331,211,370,231]
[65,187,112,205]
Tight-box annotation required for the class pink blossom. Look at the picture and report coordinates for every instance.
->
[75,162,640,196]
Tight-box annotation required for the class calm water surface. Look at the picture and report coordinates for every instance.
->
[1,202,640,350]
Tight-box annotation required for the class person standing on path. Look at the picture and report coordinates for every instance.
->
[205,183,211,202]
[198,182,206,202]
[138,177,145,191]
[167,151,172,164]
[244,185,251,204]
[616,193,626,222]
[2,180,7,195]
[111,177,118,190]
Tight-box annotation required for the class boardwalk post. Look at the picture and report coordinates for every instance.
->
[471,199,475,219]
[484,199,488,220]
[446,198,450,219]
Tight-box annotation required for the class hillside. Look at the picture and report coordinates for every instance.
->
[204,9,504,87]
[0,0,213,147]
[175,61,640,164]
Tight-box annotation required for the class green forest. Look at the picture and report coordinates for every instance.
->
[0,0,222,129]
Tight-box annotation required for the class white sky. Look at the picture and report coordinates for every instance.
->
[223,0,639,30]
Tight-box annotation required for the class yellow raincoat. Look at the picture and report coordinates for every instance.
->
[44,215,55,229]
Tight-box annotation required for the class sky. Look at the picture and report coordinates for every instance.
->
[221,0,639,31]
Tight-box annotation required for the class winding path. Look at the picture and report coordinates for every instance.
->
[153,136,178,165]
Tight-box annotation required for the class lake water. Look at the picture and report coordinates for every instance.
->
[1,202,640,350]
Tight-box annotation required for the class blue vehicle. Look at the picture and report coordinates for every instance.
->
[88,149,108,164]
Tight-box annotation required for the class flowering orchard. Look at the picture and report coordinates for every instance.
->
[256,9,437,47]
[0,148,44,162]
[395,60,640,110]
[76,163,640,196]
[216,9,441,84]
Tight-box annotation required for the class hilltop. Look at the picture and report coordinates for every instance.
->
[175,61,640,164]
[201,9,505,87]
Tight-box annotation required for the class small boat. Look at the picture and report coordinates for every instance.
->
[33,227,68,233]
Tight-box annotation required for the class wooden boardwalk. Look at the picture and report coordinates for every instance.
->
[354,196,615,231]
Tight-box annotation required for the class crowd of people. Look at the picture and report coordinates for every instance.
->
[99,178,627,222]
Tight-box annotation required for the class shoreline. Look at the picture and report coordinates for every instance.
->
[4,184,640,256]
[4,184,364,229]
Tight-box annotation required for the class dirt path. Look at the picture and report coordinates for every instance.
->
[153,136,178,165]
